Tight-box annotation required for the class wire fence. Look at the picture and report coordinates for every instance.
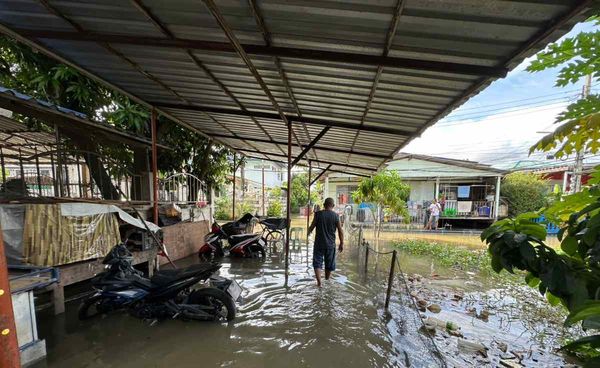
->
[355,226,447,368]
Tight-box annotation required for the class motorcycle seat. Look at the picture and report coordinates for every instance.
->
[151,263,219,287]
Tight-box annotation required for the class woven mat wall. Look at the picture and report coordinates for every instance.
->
[22,204,120,266]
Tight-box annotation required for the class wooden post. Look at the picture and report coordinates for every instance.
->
[34,147,42,196]
[50,153,58,197]
[18,148,26,194]
[232,153,236,220]
[261,162,265,216]
[285,121,292,272]
[151,108,159,225]
[385,250,397,310]
[0,223,21,368]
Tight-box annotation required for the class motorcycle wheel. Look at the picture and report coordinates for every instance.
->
[247,244,266,259]
[78,295,112,320]
[188,288,236,322]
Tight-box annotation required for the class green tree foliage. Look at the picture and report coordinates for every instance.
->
[483,15,600,363]
[267,200,283,217]
[501,172,549,216]
[352,171,410,219]
[527,17,600,158]
[289,173,319,213]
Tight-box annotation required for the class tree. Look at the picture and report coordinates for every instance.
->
[352,171,410,236]
[482,15,600,363]
[289,173,319,213]
[527,16,600,159]
[501,172,549,216]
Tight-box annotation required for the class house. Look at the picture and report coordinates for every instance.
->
[242,158,285,188]
[518,164,595,193]
[324,153,507,225]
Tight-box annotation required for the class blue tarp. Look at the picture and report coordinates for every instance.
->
[457,185,470,198]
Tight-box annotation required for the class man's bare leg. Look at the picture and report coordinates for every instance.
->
[325,270,331,280]
[315,268,322,287]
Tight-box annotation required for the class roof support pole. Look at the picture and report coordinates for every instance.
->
[306,161,312,266]
[494,176,501,220]
[291,127,330,167]
[232,153,236,221]
[0,225,20,368]
[0,148,5,185]
[285,120,292,274]
[151,108,159,225]
[261,162,265,217]
[310,165,333,187]
[54,125,64,197]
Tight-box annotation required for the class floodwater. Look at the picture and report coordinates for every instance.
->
[32,240,444,368]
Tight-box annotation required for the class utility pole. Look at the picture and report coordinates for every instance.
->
[571,74,592,193]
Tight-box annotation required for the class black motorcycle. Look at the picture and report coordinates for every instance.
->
[78,244,240,322]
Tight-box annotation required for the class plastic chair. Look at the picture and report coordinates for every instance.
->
[290,227,303,249]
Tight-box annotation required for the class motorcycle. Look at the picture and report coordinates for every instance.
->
[199,220,266,260]
[78,243,240,322]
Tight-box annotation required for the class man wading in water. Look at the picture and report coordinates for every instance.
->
[308,198,344,287]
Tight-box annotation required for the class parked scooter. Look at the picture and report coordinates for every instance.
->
[79,243,240,322]
[199,217,266,260]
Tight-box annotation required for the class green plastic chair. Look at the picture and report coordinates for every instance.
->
[290,227,303,249]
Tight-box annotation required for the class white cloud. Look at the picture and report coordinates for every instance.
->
[403,102,569,169]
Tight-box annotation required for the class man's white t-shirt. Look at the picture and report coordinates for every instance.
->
[429,203,441,216]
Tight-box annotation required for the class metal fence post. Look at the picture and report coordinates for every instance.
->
[364,242,369,274]
[358,224,363,248]
[385,250,398,310]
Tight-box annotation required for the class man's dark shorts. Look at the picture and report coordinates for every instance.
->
[313,246,336,271]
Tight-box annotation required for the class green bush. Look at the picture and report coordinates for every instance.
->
[267,200,282,217]
[214,197,255,220]
[214,196,232,220]
[501,172,549,216]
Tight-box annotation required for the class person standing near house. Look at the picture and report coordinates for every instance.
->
[426,199,442,230]
[308,197,344,287]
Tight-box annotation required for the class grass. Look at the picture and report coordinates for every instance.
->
[392,239,520,282]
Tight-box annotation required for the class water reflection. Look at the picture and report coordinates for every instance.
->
[33,242,443,368]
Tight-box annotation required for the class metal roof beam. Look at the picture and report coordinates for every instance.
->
[158,103,413,136]
[311,165,333,185]
[291,126,330,167]
[13,29,507,77]
[202,0,305,155]
[377,0,595,169]
[248,0,317,162]
[348,0,406,164]
[239,147,375,172]
[128,0,282,156]
[212,133,390,160]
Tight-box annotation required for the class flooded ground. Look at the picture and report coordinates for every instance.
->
[32,241,443,368]
[31,234,580,368]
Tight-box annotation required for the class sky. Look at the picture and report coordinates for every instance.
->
[403,21,599,170]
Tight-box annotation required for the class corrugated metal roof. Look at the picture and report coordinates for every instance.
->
[390,153,506,174]
[0,0,592,175]
[0,86,166,149]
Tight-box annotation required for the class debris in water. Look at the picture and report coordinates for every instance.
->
[427,304,442,313]
[457,338,487,354]
[500,359,523,368]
